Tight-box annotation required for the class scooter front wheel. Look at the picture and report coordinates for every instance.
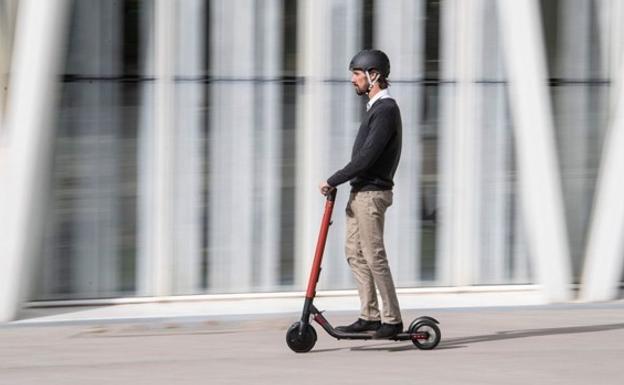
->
[409,320,441,350]
[286,322,317,353]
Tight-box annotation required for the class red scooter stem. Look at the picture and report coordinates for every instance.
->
[305,189,337,299]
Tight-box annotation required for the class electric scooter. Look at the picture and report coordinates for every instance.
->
[286,188,441,353]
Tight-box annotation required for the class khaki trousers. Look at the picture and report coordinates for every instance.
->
[345,190,401,324]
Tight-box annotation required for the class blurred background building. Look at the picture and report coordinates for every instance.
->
[1,0,624,321]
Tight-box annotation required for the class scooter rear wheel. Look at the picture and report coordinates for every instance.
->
[409,320,441,350]
[286,322,317,353]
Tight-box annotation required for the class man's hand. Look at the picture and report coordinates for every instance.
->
[319,181,334,196]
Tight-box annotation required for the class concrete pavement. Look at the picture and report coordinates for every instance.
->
[2,302,624,385]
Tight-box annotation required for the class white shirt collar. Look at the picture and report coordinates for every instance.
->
[366,89,392,111]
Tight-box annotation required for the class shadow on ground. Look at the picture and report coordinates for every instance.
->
[310,322,624,353]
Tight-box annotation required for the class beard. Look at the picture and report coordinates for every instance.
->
[354,84,367,95]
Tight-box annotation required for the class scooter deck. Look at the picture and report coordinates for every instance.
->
[333,330,415,341]
[310,304,432,341]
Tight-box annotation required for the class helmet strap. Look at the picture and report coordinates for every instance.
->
[365,71,378,93]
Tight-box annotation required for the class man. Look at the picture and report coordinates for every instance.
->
[319,49,403,339]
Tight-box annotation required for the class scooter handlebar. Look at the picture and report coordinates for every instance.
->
[324,188,337,202]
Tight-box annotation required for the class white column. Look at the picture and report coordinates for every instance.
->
[256,0,283,290]
[295,0,324,289]
[137,0,156,296]
[479,0,511,284]
[324,1,362,289]
[153,0,176,296]
[374,0,425,286]
[173,0,203,294]
[497,0,572,302]
[0,0,69,321]
[208,0,255,292]
[295,0,361,289]
[438,0,483,286]
[580,0,624,302]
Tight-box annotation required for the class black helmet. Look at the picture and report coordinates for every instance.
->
[349,49,390,78]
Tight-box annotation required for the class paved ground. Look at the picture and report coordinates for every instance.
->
[2,302,624,385]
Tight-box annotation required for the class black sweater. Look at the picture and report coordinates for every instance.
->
[327,98,402,191]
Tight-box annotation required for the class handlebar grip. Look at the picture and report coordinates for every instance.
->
[325,188,337,202]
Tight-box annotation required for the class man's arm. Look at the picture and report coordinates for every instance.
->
[325,108,395,188]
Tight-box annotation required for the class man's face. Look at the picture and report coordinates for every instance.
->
[351,70,368,95]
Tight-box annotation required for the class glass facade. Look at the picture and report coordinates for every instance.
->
[38,1,151,298]
[0,0,614,301]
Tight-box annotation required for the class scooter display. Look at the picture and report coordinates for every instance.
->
[286,189,441,353]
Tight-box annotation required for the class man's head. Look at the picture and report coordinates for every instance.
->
[349,49,391,95]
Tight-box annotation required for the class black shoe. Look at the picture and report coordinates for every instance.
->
[336,318,381,333]
[374,322,403,339]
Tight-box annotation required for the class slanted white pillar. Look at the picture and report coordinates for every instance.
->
[375,0,425,286]
[580,68,624,301]
[0,0,69,321]
[580,0,624,302]
[497,0,572,302]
